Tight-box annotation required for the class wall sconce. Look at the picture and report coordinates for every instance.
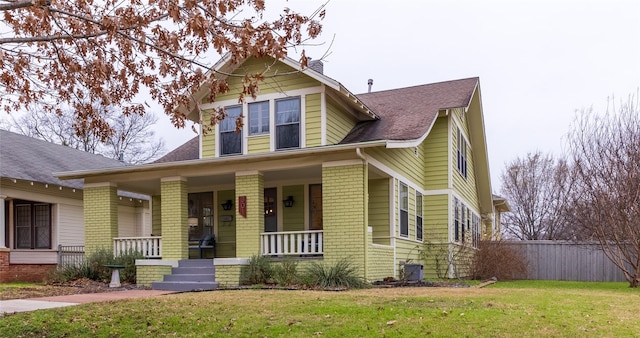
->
[221,199,233,211]
[283,196,295,208]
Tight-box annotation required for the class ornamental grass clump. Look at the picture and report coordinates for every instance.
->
[241,255,274,285]
[305,258,367,289]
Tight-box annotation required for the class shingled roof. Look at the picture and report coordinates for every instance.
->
[341,77,478,143]
[154,136,199,163]
[0,129,126,189]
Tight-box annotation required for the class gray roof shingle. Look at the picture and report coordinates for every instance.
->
[0,129,126,189]
[341,77,478,143]
[153,136,199,163]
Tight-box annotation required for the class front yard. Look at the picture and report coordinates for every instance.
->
[1,281,638,337]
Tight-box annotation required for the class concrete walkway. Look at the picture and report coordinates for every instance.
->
[0,289,176,315]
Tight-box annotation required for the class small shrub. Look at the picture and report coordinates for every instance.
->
[241,255,273,285]
[113,249,145,284]
[48,247,143,284]
[85,248,116,282]
[273,258,299,286]
[304,259,366,289]
[470,240,529,281]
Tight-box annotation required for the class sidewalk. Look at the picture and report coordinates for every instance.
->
[0,289,176,315]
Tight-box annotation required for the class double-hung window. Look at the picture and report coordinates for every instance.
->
[457,128,468,178]
[416,192,423,241]
[275,97,300,149]
[15,200,51,249]
[399,182,409,237]
[220,105,242,155]
[249,101,269,135]
[454,198,460,242]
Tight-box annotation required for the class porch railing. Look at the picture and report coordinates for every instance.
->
[113,236,162,259]
[260,230,323,256]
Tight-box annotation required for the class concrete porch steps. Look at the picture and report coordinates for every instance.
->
[152,259,219,292]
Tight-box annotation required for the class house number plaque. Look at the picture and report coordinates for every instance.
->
[239,196,247,218]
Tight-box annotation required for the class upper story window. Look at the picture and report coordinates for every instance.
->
[399,182,409,238]
[220,105,242,156]
[416,192,423,242]
[249,101,269,135]
[456,128,468,179]
[275,97,300,149]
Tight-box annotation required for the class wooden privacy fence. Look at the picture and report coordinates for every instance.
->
[507,241,626,282]
[58,245,85,267]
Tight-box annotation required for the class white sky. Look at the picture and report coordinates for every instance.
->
[102,0,640,192]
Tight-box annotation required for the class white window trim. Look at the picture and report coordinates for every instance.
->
[415,191,423,242]
[399,182,409,238]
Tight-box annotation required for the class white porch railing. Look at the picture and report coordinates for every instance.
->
[260,230,323,256]
[113,236,162,259]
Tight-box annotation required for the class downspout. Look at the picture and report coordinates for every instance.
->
[356,147,369,280]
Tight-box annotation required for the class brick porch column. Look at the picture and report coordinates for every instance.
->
[160,177,188,260]
[322,160,368,276]
[84,183,118,255]
[0,195,6,248]
[151,195,162,236]
[235,171,264,258]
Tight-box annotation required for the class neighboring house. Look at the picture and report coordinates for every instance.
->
[0,130,150,282]
[57,55,505,288]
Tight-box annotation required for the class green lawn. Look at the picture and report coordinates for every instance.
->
[1,281,638,337]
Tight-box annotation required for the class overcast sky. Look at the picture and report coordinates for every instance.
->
[154,0,640,192]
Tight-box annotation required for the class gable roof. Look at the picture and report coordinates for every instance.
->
[154,136,199,163]
[182,54,379,123]
[0,129,126,189]
[341,77,479,144]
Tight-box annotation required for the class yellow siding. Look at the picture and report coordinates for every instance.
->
[367,243,395,281]
[202,118,216,159]
[209,57,321,102]
[423,117,449,190]
[216,190,236,258]
[368,178,390,245]
[326,97,358,145]
[424,194,449,243]
[305,93,322,147]
[452,109,479,209]
[247,135,270,154]
[408,186,416,240]
[368,146,425,188]
[282,185,304,231]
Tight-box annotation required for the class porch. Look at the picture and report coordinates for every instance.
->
[75,157,393,286]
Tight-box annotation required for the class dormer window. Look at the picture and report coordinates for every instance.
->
[249,101,269,135]
[220,105,242,155]
[275,97,300,149]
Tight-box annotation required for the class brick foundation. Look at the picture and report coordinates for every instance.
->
[0,250,56,283]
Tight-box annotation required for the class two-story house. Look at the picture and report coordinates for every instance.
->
[57,54,503,289]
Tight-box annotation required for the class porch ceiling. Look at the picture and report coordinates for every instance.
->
[107,163,386,195]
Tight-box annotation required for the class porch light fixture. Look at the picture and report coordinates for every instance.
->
[283,196,295,208]
[221,199,233,211]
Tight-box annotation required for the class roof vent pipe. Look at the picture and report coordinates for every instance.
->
[367,79,373,93]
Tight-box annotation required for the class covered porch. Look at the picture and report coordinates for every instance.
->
[60,147,395,286]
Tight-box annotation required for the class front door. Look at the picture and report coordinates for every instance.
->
[264,188,277,232]
[187,192,213,241]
